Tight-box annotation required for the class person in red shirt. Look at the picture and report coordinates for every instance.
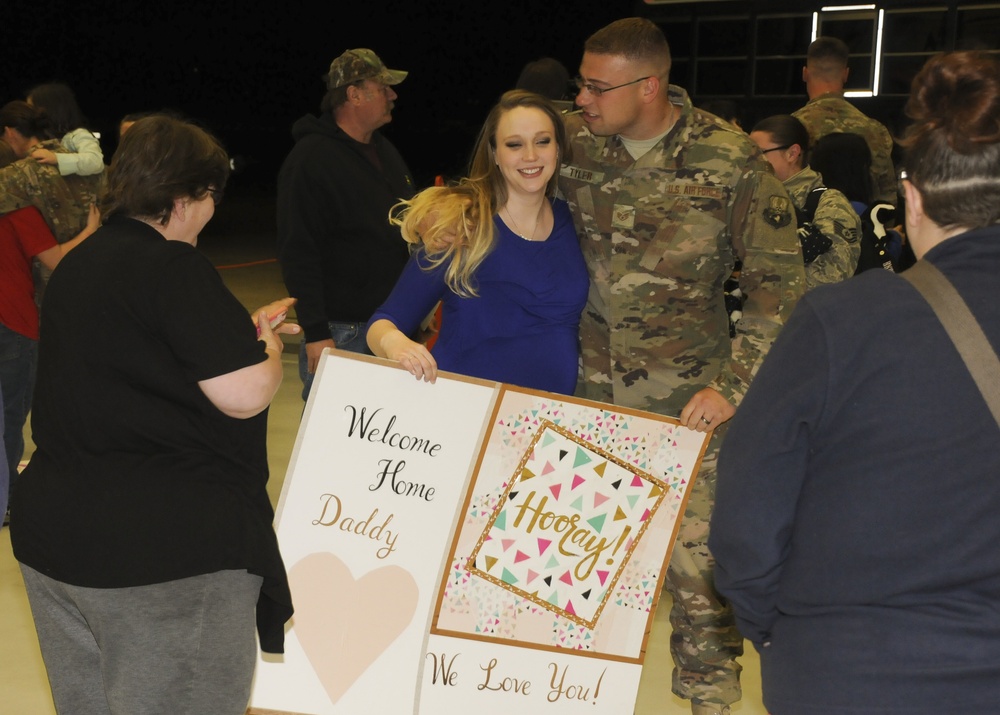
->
[0,137,98,512]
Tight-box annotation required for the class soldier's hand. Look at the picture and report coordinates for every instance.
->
[680,388,735,433]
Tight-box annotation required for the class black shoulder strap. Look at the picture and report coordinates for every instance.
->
[902,260,1000,428]
[796,187,827,226]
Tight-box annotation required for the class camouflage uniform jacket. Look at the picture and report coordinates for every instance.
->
[559,86,806,416]
[784,166,860,288]
[793,94,896,205]
[0,139,104,244]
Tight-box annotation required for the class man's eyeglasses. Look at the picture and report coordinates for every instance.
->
[573,76,652,98]
[760,144,791,155]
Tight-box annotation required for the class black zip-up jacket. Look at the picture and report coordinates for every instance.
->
[277,113,415,341]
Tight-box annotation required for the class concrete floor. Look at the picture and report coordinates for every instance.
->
[0,185,767,715]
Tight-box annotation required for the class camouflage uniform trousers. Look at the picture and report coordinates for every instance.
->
[664,425,743,706]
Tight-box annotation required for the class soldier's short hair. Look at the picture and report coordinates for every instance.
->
[807,37,850,80]
[102,116,230,226]
[584,18,671,76]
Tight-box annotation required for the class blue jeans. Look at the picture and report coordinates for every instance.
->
[298,321,371,401]
[0,323,36,502]
[0,389,7,520]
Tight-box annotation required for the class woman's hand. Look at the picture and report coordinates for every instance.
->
[253,297,300,352]
[382,329,438,383]
[367,318,438,382]
[200,297,299,419]
[31,147,58,165]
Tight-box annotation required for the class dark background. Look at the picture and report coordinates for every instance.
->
[4,0,636,194]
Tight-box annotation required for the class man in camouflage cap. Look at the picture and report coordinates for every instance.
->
[559,17,805,715]
[277,49,415,400]
[326,48,408,90]
[793,37,897,205]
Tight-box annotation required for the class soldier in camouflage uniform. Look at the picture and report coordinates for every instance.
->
[0,100,103,246]
[750,114,860,288]
[793,37,897,205]
[559,18,805,715]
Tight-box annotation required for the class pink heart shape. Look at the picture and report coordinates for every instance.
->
[288,552,419,704]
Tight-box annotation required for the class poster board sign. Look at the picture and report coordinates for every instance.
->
[249,350,497,715]
[249,350,709,715]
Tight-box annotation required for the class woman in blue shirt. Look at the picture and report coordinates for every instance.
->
[367,90,588,394]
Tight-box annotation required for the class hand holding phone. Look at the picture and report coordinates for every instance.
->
[256,310,287,337]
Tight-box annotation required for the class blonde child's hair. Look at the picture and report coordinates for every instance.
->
[390,180,493,297]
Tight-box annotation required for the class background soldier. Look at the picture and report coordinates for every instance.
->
[793,37,897,205]
[559,18,806,715]
[749,113,861,288]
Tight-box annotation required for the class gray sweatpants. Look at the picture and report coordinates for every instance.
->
[20,564,263,715]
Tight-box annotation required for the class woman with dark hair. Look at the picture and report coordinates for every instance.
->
[367,90,587,393]
[750,114,861,287]
[27,81,105,177]
[810,131,874,209]
[711,51,1000,714]
[11,116,298,715]
[812,132,910,273]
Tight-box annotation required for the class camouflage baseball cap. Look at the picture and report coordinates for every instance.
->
[326,49,407,90]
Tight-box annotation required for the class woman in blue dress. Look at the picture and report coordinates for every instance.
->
[367,90,588,394]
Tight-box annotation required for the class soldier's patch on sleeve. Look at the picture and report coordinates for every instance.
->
[612,204,636,230]
[762,196,792,229]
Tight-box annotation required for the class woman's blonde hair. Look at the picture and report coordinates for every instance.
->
[389,89,570,296]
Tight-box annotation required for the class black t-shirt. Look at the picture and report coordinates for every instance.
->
[11,215,292,652]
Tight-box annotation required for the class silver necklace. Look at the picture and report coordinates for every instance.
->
[503,204,544,241]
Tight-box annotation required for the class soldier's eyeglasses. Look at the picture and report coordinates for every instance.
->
[760,144,791,155]
[207,187,224,206]
[573,76,652,98]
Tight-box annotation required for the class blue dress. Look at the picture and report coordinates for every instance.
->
[369,198,588,394]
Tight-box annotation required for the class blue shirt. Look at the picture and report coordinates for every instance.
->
[370,198,588,394]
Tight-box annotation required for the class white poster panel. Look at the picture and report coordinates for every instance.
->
[249,350,499,715]
[419,388,708,713]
